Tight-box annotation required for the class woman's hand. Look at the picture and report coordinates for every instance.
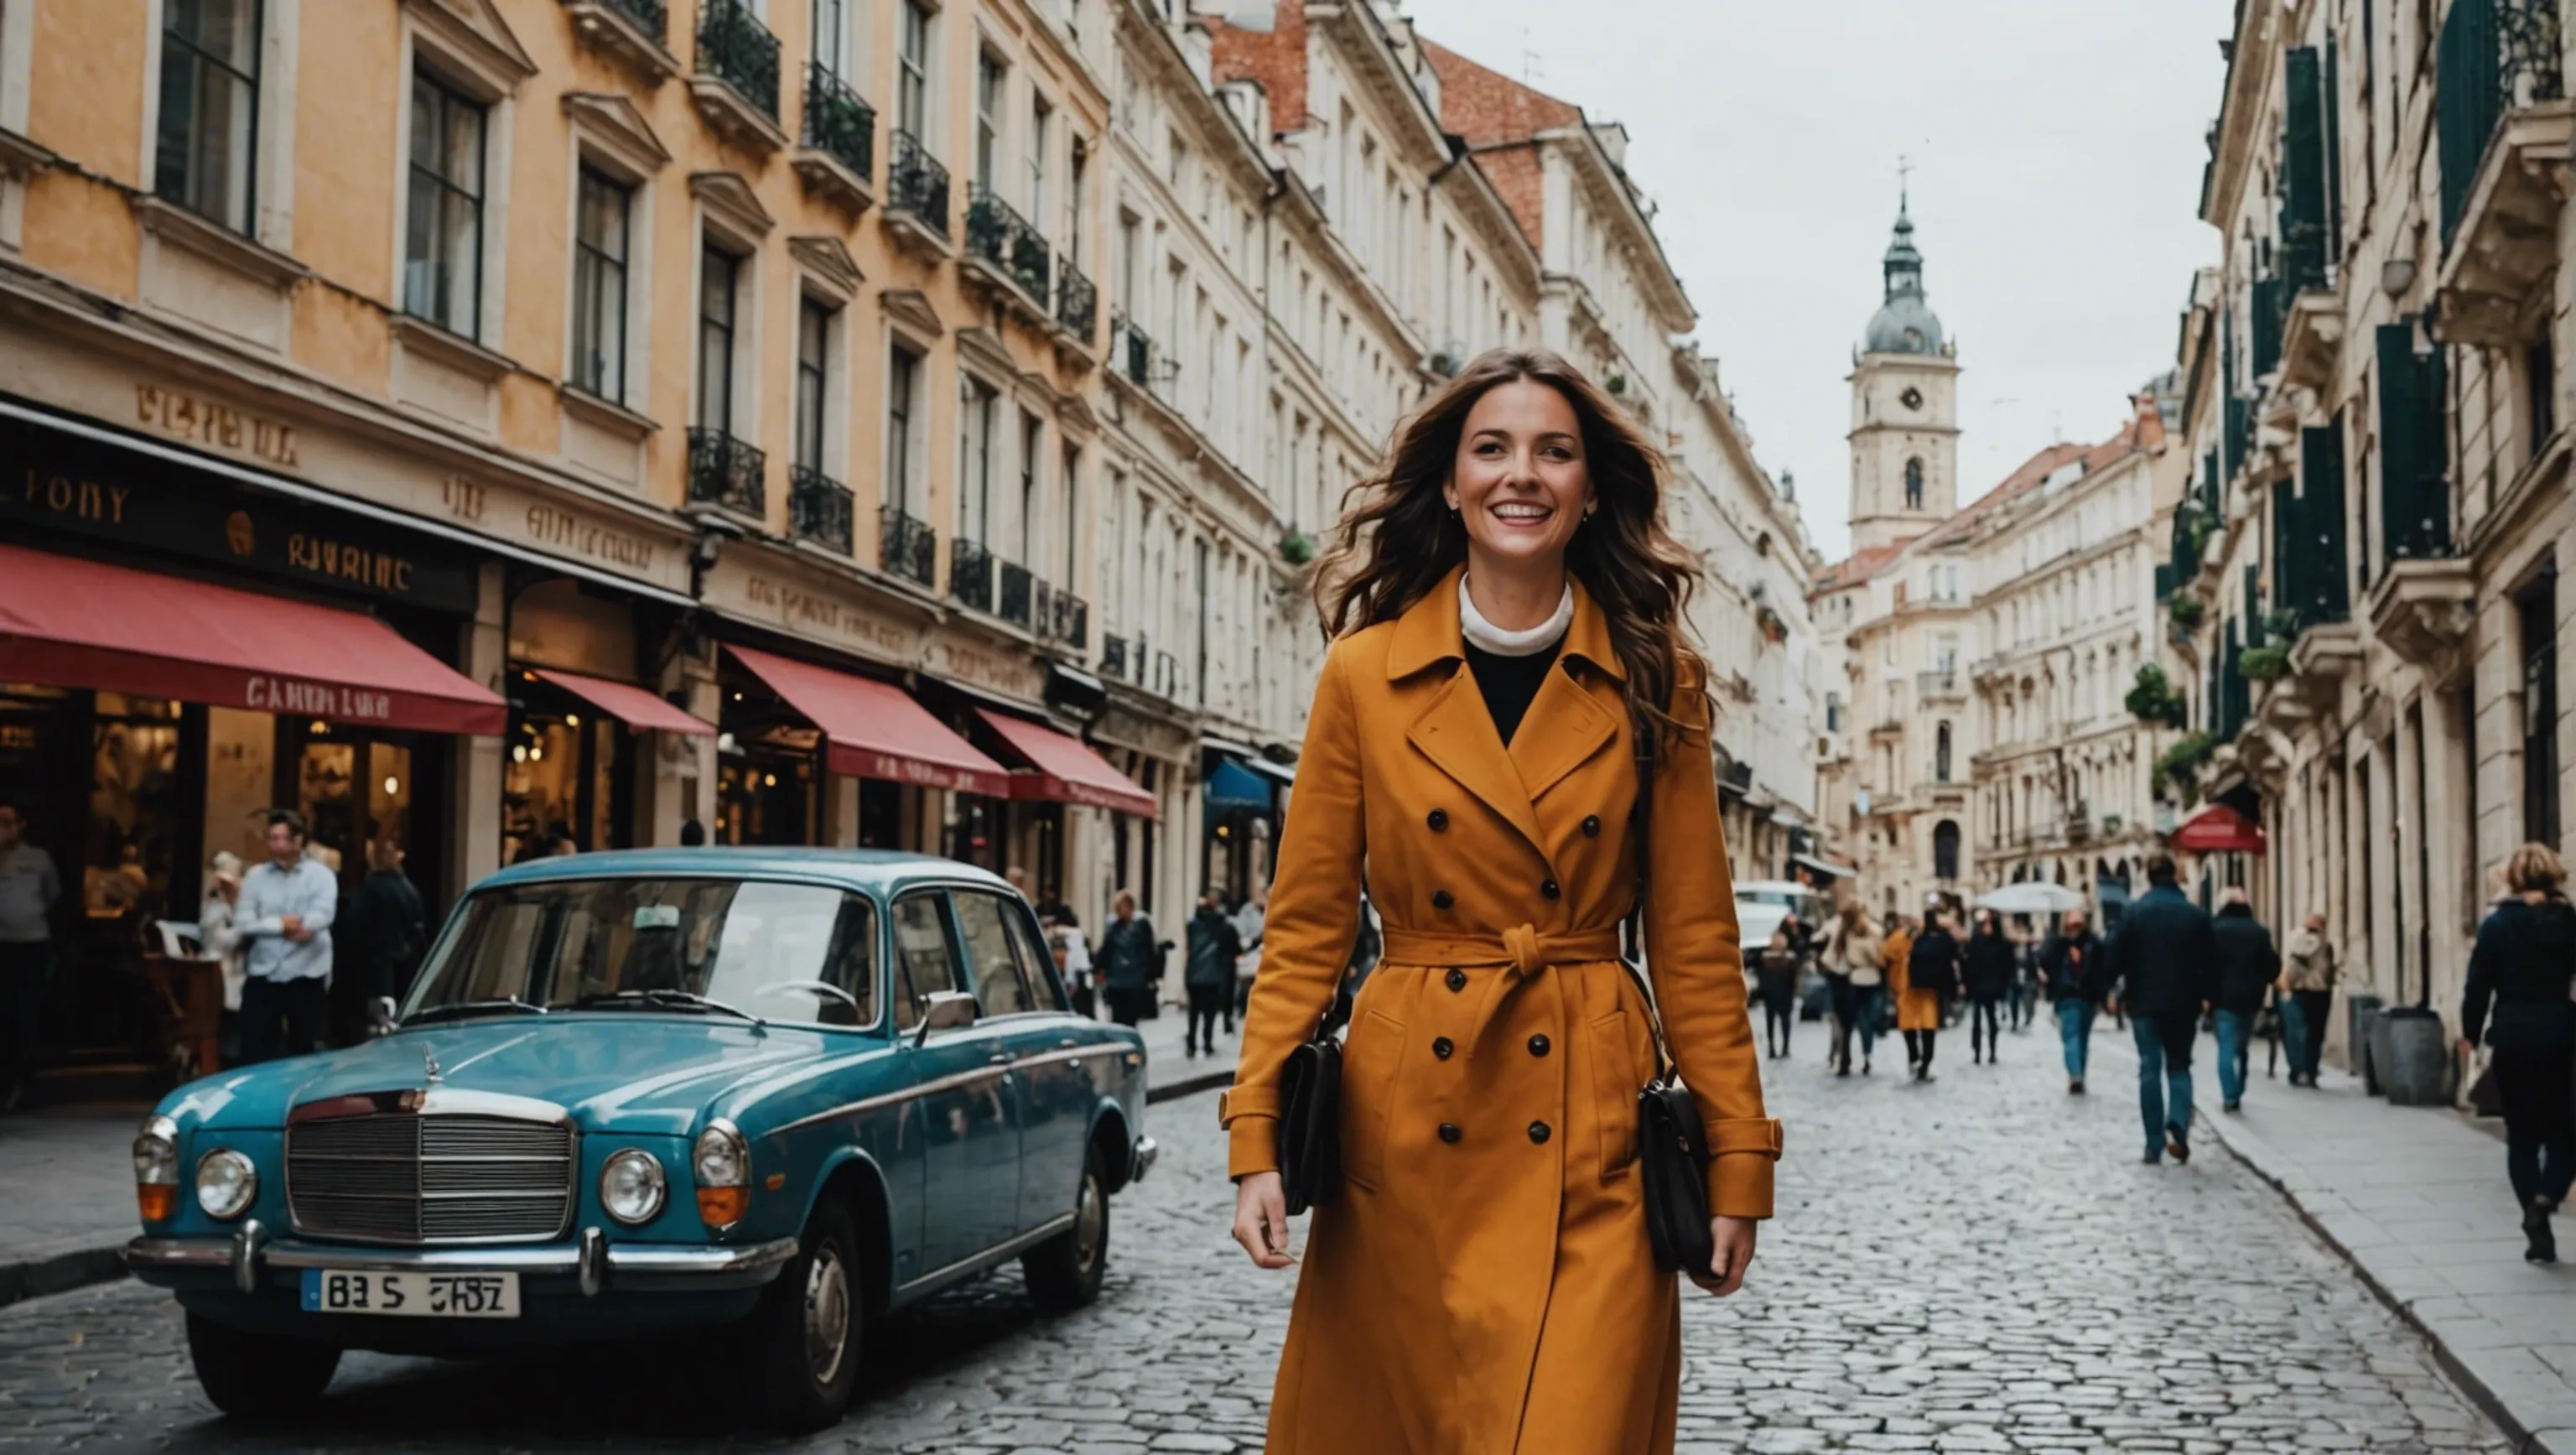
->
[1689,1215,1758,1297]
[1232,1171,1295,1269]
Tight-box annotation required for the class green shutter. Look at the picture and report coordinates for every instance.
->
[2251,277,2286,378]
[2270,477,2297,626]
[2324,34,2345,260]
[2376,319,2453,559]
[2298,414,2351,622]
[2283,48,2329,290]
[2244,564,2265,647]
[2438,0,2503,248]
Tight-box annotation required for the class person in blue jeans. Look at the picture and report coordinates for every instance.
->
[2038,908,2104,1093]
[2209,889,2279,1112]
[2105,855,2220,1164]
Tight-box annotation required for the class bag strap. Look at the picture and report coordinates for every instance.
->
[1623,708,1680,1087]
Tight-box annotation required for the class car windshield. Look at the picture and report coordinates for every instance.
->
[403,878,876,1027]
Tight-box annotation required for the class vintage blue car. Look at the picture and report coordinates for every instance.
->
[126,850,1156,1432]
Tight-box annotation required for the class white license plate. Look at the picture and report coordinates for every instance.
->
[299,1269,519,1319]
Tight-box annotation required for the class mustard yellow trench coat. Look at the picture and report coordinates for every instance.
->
[1222,569,1783,1455]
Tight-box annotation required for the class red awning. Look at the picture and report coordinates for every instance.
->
[2171,803,2267,855]
[532,669,714,736]
[976,709,1159,818]
[725,645,1012,797]
[0,543,506,734]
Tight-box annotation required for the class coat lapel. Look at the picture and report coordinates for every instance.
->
[1390,567,1548,856]
[1509,663,1618,803]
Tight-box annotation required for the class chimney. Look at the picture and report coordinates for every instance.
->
[2132,392,2167,451]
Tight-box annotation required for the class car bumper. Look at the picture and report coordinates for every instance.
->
[128,1222,799,1297]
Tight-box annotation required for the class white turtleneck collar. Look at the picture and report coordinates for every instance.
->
[1458,574,1573,658]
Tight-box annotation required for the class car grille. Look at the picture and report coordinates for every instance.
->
[287,1111,575,1245]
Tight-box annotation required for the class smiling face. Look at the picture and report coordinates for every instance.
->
[1443,378,1592,575]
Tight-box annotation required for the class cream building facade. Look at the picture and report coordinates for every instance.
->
[2168,0,2574,1068]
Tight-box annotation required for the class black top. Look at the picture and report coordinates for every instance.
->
[2104,884,2221,1018]
[2210,902,2281,1012]
[1464,640,1561,747]
[2463,896,2576,1047]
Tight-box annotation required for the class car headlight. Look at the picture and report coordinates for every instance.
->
[599,1148,667,1226]
[693,1119,749,1228]
[133,1115,178,1223]
[194,1148,258,1221]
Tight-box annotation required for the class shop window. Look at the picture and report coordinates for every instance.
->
[570,167,631,402]
[155,0,262,234]
[503,675,629,863]
[403,66,487,339]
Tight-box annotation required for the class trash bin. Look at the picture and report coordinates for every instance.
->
[2380,1007,2449,1106]
[2347,993,2385,1093]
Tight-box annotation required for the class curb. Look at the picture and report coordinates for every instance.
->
[0,1244,127,1312]
[1146,1068,1233,1105]
[2189,1097,2568,1455]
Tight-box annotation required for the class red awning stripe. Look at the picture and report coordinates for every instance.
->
[724,645,1013,798]
[975,709,1159,818]
[532,669,714,736]
[2171,803,2267,855]
[0,543,506,735]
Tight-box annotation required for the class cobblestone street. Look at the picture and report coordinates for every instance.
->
[0,1021,2517,1452]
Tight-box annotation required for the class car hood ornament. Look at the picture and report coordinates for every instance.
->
[423,1045,442,1083]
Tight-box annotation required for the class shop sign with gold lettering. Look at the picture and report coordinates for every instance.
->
[2,414,479,613]
[922,631,1046,703]
[717,564,922,663]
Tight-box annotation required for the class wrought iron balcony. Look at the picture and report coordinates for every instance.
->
[1100,633,1129,679]
[694,0,778,120]
[949,536,994,613]
[801,61,874,181]
[2438,0,2564,248]
[1056,256,1098,340]
[879,506,935,587]
[998,559,1035,629]
[1051,590,1089,650]
[966,183,1052,304]
[687,426,764,518]
[788,464,853,554]
[886,130,950,238]
[1112,311,1166,391]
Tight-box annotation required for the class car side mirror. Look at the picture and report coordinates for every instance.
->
[914,990,981,1045]
[369,996,398,1036]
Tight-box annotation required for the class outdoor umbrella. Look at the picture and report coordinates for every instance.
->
[1972,881,2088,914]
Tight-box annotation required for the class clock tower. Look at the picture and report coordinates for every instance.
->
[1847,190,1961,552]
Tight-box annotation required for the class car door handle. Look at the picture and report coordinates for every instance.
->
[988,1052,1015,1067]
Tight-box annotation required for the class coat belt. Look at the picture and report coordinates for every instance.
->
[1379,925,1625,973]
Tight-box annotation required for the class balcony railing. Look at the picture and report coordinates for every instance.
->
[949,536,994,613]
[801,62,874,179]
[600,0,667,41]
[1100,633,1129,679]
[694,0,779,120]
[998,560,1035,629]
[1113,311,1167,391]
[966,184,1052,303]
[687,426,764,517]
[1915,671,1961,697]
[1051,590,1089,650]
[887,130,950,236]
[879,506,935,587]
[2438,0,2564,247]
[788,464,852,554]
[1055,256,1098,340]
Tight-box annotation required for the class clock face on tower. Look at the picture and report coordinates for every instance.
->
[1899,386,1924,411]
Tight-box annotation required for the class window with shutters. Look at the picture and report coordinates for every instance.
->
[2376,319,2454,560]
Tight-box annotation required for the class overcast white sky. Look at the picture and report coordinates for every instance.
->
[1401,0,2236,565]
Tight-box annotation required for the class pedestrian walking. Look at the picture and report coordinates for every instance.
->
[1894,907,1955,1082]
[2458,843,2576,1264]
[332,836,426,1044]
[1044,905,1096,1019]
[1963,907,2015,1065]
[235,810,338,1063]
[1095,889,1158,1027]
[197,852,247,1063]
[1877,913,1917,1074]
[2210,888,2278,1113]
[1820,903,1878,1076]
[1183,889,1243,1057]
[2006,923,2038,1033]
[0,798,61,1111]
[2278,912,2338,1087]
[1754,928,1799,1059]
[1231,887,1266,1019]
[1225,351,1778,1455]
[2038,908,2105,1093]
[2105,854,2219,1165]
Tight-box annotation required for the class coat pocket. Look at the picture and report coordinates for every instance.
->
[1587,1008,1642,1180]
[1340,1008,1410,1193]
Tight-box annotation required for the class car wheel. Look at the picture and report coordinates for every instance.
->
[1023,1144,1109,1312]
[185,1311,340,1420]
[744,1198,864,1433]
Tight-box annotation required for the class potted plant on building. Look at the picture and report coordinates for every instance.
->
[1277,529,1317,567]
[2240,642,2293,680]
[2157,731,2215,802]
[2123,663,2189,728]
[2167,593,2205,633]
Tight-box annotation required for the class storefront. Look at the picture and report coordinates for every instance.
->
[501,577,714,861]
[1200,738,1291,902]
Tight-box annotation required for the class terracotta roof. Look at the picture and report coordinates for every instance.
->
[1419,38,1583,143]
[1807,418,2148,592]
[1809,540,1914,595]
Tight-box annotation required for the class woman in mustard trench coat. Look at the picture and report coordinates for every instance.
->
[1223,350,1783,1455]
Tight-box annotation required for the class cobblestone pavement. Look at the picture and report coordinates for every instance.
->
[0,1019,2516,1452]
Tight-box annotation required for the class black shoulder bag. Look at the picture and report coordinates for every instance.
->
[1626,714,1716,1276]
[1275,994,1347,1216]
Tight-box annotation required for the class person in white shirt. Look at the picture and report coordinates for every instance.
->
[0,798,61,1111]
[236,811,338,1063]
[197,852,248,1052]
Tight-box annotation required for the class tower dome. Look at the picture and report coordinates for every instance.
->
[1862,194,1945,356]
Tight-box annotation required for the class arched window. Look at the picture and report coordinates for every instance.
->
[1935,721,1953,782]
[1903,456,1925,508]
[1933,819,1961,881]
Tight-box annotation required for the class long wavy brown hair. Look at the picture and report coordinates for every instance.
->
[1313,348,1706,759]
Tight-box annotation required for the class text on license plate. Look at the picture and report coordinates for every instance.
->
[299,1270,519,1318]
